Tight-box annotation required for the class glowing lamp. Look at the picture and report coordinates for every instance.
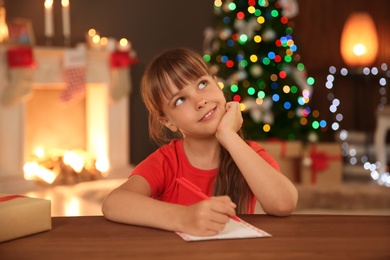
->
[340,12,379,67]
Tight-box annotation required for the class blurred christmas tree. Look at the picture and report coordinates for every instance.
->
[203,0,328,142]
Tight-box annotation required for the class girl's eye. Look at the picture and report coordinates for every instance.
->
[198,81,207,89]
[174,97,185,107]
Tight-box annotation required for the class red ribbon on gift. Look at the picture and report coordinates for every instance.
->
[266,138,287,158]
[310,145,341,184]
[110,51,140,68]
[0,195,25,202]
[7,46,35,68]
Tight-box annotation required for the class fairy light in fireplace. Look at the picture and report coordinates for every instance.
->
[24,162,57,184]
[96,157,109,175]
[35,147,45,158]
[23,147,106,185]
[325,63,390,186]
[63,151,85,173]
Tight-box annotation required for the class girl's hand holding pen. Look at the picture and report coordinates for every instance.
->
[175,177,240,236]
[177,196,237,236]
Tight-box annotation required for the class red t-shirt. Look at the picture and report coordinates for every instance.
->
[131,139,280,213]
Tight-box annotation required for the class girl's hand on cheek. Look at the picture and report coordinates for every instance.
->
[216,101,243,141]
[177,196,237,236]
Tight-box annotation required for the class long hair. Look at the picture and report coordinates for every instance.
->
[140,48,252,213]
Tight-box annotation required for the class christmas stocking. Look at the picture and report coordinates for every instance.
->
[59,48,86,104]
[0,47,34,107]
[109,51,138,102]
[110,67,131,102]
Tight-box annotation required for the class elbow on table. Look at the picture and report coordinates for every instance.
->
[101,195,116,221]
[265,203,296,217]
[263,194,298,217]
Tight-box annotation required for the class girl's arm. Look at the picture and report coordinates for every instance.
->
[216,102,298,216]
[101,175,237,236]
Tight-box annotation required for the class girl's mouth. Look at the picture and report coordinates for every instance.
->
[199,108,215,122]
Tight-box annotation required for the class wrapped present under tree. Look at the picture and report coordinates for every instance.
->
[300,143,343,185]
[257,140,303,183]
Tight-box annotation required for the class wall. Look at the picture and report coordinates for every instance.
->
[4,0,390,166]
[294,0,390,138]
[4,0,214,166]
[293,0,390,139]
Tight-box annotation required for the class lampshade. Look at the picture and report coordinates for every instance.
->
[340,12,379,67]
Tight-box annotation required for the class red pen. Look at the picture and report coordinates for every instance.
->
[176,177,241,222]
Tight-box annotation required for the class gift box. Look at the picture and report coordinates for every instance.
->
[256,140,303,183]
[300,143,343,185]
[0,194,51,242]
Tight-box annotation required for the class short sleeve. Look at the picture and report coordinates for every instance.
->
[247,141,281,172]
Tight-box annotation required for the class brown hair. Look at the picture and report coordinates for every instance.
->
[140,48,252,213]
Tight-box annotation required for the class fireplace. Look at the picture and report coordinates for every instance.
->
[0,47,131,185]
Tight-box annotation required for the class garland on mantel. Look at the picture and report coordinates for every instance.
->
[0,45,139,107]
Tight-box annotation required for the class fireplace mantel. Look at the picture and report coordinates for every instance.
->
[0,46,131,181]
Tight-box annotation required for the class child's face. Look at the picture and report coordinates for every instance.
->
[160,75,227,138]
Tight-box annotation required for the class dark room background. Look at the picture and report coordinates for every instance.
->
[4,0,390,166]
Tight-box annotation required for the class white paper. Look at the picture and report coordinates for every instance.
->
[175,217,271,241]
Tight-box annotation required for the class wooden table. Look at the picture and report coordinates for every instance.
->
[1,215,389,259]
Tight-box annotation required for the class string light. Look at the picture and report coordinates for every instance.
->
[326,64,390,186]
[207,0,328,141]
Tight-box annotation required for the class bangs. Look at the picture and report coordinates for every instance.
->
[152,49,211,101]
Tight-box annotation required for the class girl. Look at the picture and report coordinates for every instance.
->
[102,48,298,236]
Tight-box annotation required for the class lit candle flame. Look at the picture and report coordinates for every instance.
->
[118,38,131,52]
[61,0,69,7]
[92,34,101,44]
[119,38,128,47]
[44,0,53,8]
[100,37,108,46]
[88,28,96,37]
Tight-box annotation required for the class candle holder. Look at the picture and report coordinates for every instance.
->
[61,0,71,47]
[45,36,53,46]
[64,36,70,47]
[44,0,54,46]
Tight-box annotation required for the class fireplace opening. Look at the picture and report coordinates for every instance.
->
[26,88,86,156]
[0,47,131,186]
[24,86,108,185]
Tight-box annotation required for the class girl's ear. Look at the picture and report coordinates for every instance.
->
[159,116,178,132]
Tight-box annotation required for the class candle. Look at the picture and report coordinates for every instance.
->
[118,38,131,52]
[85,28,96,47]
[85,28,102,49]
[61,0,70,38]
[44,0,54,38]
[105,38,117,52]
[100,37,108,49]
[92,34,101,50]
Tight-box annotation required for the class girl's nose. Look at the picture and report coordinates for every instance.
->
[196,97,207,110]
